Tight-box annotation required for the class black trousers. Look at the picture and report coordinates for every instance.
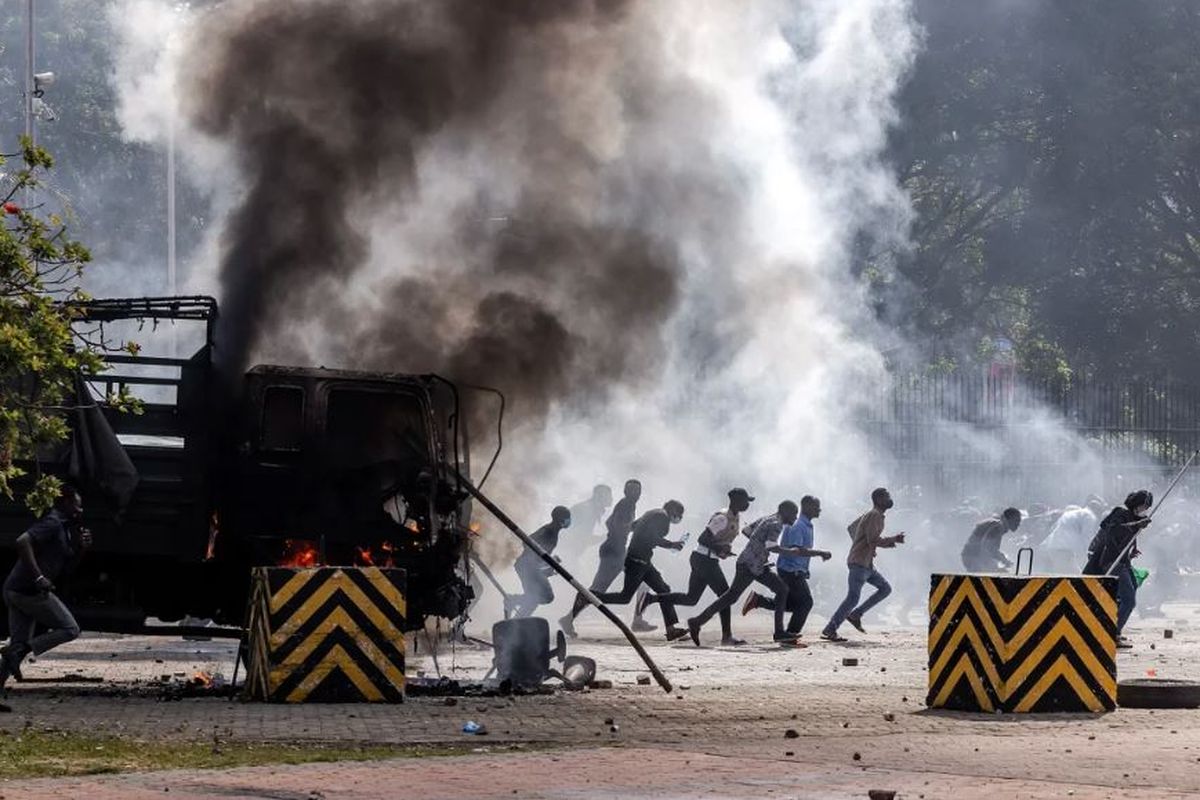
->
[510,563,554,618]
[756,570,814,635]
[693,563,788,636]
[647,551,731,637]
[589,540,626,592]
[594,557,679,626]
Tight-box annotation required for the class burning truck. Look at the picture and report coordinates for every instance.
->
[0,296,493,635]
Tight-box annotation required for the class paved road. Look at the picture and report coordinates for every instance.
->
[1,608,1199,798]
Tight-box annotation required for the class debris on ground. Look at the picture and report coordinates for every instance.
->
[868,791,896,800]
[1165,629,1174,639]
[462,721,487,735]
[637,676,651,685]
[784,729,799,739]
[843,658,859,667]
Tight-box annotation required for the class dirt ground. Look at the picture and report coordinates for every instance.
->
[1,604,1200,799]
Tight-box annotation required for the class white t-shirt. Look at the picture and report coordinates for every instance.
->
[1043,506,1097,551]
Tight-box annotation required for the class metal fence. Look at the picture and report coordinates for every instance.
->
[859,373,1200,502]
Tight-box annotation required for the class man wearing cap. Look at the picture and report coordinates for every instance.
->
[685,500,815,645]
[560,500,690,642]
[821,487,906,642]
[506,506,573,619]
[638,488,753,646]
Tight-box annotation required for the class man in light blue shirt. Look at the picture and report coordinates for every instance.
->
[743,496,830,638]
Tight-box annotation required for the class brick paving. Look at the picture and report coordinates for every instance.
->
[0,610,1198,797]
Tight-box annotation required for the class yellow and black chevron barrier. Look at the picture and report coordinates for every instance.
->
[244,566,407,703]
[927,574,1117,713]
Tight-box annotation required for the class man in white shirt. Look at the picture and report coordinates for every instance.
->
[637,488,753,646]
[1041,496,1105,572]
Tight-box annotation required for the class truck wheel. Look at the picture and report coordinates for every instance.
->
[1118,678,1200,709]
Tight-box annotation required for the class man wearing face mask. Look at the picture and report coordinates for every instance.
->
[743,496,832,640]
[506,506,573,619]
[638,488,753,646]
[562,479,653,637]
[561,500,690,642]
[961,507,1022,572]
[1083,489,1153,647]
[821,487,906,642]
[1,486,90,693]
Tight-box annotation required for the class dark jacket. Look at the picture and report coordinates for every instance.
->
[1082,507,1145,575]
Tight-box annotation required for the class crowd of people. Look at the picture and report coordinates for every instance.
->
[506,481,1177,650]
[509,483,911,647]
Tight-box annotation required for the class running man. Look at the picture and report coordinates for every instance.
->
[505,506,572,619]
[561,500,690,642]
[743,495,831,639]
[686,500,809,645]
[821,487,906,642]
[638,488,753,646]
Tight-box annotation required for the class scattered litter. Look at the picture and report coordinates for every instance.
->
[1165,629,1174,639]
[609,724,620,733]
[842,658,859,667]
[443,697,458,707]
[852,752,862,761]
[589,680,613,690]
[1147,669,1158,677]
[604,718,614,726]
[883,713,895,722]
[785,751,794,756]
[868,792,896,800]
[784,729,799,739]
[637,676,651,685]
[462,721,487,735]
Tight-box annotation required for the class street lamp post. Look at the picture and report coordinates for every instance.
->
[24,0,34,143]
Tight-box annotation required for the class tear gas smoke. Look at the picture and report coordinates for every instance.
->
[107,0,1199,629]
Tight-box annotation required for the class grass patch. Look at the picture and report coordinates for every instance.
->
[0,728,477,779]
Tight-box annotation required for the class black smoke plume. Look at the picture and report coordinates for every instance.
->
[184,0,700,419]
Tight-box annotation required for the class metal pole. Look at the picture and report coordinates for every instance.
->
[25,0,34,144]
[1104,449,1199,576]
[452,468,674,693]
[167,106,178,356]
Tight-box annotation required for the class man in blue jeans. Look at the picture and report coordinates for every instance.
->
[822,487,906,642]
[1,486,90,694]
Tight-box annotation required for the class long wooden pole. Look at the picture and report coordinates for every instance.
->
[453,469,673,693]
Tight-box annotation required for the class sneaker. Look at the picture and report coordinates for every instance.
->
[687,618,702,647]
[630,617,658,633]
[741,592,761,616]
[635,588,651,617]
[846,615,866,634]
[820,630,848,643]
[665,626,690,642]
[559,615,578,640]
[720,636,747,647]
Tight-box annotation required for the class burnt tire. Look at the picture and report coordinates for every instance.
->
[1118,678,1200,709]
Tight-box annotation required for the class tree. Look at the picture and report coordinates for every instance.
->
[0,137,135,514]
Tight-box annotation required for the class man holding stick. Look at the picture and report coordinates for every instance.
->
[1083,490,1153,646]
